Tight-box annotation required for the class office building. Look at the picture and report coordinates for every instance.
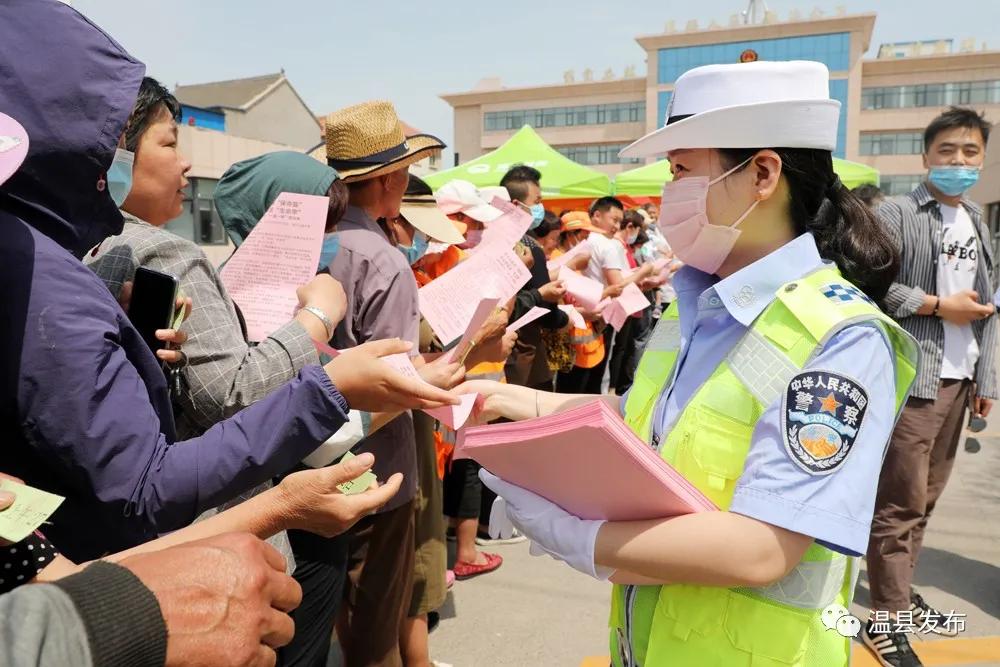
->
[441,9,1000,204]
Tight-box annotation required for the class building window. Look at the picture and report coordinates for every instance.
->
[862,79,1000,110]
[483,101,646,132]
[880,175,925,196]
[164,177,229,245]
[657,32,850,84]
[554,143,643,165]
[859,131,924,156]
[987,202,1000,265]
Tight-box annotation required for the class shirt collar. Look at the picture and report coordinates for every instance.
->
[912,181,983,216]
[913,182,936,209]
[675,233,824,327]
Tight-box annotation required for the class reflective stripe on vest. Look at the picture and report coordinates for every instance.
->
[570,330,602,345]
[611,266,919,667]
[646,316,681,353]
[744,555,848,610]
[727,328,800,408]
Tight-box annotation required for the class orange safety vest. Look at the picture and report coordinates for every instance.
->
[571,321,605,369]
[550,248,606,369]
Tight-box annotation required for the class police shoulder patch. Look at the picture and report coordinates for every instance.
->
[782,370,869,475]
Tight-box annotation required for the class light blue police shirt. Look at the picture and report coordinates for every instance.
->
[621,233,896,556]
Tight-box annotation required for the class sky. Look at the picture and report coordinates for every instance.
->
[74,0,997,161]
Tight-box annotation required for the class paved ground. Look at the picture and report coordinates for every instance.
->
[423,425,1000,666]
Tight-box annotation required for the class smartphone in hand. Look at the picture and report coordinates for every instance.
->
[129,267,179,355]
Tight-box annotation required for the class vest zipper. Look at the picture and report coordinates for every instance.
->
[623,584,638,667]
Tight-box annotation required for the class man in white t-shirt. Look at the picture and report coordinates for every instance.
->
[938,203,981,379]
[583,196,628,285]
[866,107,996,667]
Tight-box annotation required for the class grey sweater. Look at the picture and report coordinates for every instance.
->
[0,562,166,667]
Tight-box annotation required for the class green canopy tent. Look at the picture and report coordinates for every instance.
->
[424,125,612,202]
[613,157,881,198]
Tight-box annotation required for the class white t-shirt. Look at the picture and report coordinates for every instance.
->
[584,233,627,285]
[937,204,980,380]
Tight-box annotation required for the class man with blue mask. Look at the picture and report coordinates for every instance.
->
[497,166,570,391]
[865,106,996,663]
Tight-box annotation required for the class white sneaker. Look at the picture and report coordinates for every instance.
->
[476,528,527,546]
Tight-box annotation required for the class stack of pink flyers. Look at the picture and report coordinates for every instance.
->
[461,399,717,521]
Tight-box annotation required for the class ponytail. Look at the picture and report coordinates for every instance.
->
[718,148,898,302]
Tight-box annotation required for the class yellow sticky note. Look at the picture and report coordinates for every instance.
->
[335,452,377,496]
[0,480,64,543]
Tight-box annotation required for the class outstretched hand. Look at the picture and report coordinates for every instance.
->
[277,453,403,538]
[325,339,461,412]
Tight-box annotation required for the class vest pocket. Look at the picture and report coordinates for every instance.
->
[683,405,754,496]
[646,586,811,666]
[722,590,811,665]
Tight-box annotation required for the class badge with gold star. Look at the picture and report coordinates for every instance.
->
[782,370,869,475]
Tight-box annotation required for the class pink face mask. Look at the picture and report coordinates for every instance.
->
[658,156,758,275]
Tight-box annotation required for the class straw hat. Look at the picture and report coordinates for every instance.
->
[325,101,445,183]
[399,194,466,245]
[620,61,840,159]
[0,112,29,187]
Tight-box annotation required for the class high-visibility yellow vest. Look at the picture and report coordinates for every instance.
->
[610,266,918,667]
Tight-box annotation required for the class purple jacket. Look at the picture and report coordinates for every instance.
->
[0,0,348,560]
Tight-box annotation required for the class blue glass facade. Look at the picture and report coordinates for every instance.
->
[654,82,847,157]
[829,78,848,158]
[656,91,672,130]
[657,33,850,83]
[654,33,851,157]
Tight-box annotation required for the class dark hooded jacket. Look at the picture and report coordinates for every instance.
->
[0,0,348,560]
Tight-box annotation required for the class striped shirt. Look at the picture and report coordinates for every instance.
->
[879,183,998,400]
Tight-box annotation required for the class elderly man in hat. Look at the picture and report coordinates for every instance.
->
[323,101,449,667]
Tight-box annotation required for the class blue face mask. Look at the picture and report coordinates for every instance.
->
[528,203,545,230]
[318,232,341,271]
[928,166,980,196]
[398,230,430,265]
[107,148,134,207]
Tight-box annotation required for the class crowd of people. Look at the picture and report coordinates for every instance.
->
[0,3,995,667]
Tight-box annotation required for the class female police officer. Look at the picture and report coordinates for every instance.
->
[460,61,919,667]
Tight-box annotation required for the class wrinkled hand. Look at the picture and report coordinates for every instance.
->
[418,354,466,390]
[119,533,303,667]
[479,470,610,580]
[277,453,403,538]
[476,308,510,344]
[500,329,518,358]
[325,339,460,412]
[938,289,994,325]
[464,330,518,367]
[539,280,567,304]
